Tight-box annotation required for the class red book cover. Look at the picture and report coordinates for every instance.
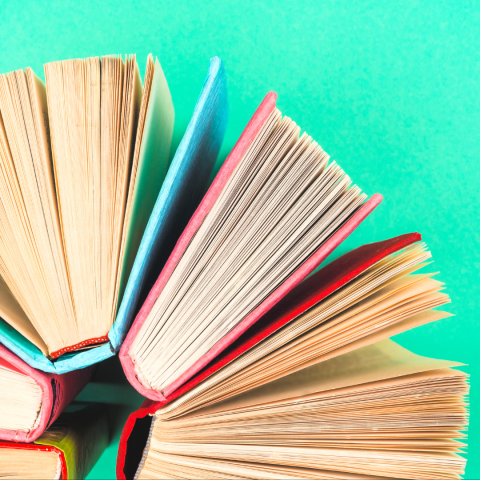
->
[116,232,421,480]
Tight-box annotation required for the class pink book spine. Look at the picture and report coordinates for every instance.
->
[0,343,93,442]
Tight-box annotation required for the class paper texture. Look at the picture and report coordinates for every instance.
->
[113,56,228,351]
[0,343,93,442]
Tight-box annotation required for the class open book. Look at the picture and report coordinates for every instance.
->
[0,404,108,479]
[128,340,468,480]
[117,234,469,480]
[0,342,92,443]
[119,92,383,400]
[0,55,228,373]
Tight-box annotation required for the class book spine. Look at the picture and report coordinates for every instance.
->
[116,400,161,480]
[49,336,110,359]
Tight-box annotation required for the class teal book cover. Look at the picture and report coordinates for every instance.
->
[0,0,477,479]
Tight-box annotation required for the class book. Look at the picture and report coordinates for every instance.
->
[0,404,108,479]
[119,91,383,400]
[126,340,468,480]
[0,342,93,443]
[0,54,228,374]
[117,233,469,480]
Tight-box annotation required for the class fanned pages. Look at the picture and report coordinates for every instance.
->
[117,233,468,480]
[111,56,228,349]
[121,92,382,399]
[0,55,228,374]
[116,56,175,302]
[136,340,468,480]
[0,68,73,356]
[0,343,93,443]
[0,55,142,357]
[0,404,108,479]
[44,55,142,356]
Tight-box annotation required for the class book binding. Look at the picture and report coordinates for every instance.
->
[119,88,383,400]
[0,343,93,443]
[116,232,423,480]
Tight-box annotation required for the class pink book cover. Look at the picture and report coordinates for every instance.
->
[0,343,93,442]
[119,91,383,401]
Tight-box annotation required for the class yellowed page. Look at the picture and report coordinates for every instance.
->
[0,448,59,479]
[0,362,43,432]
[114,59,143,306]
[27,68,62,237]
[191,339,462,415]
[0,276,48,355]
[266,309,454,382]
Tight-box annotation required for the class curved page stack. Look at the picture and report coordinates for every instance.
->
[0,54,228,373]
[0,342,92,443]
[117,233,468,480]
[120,92,383,400]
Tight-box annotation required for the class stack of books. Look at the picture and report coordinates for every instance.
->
[0,54,468,479]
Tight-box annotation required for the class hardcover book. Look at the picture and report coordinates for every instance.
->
[117,233,469,480]
[0,54,228,373]
[119,91,383,400]
[0,342,92,443]
[0,404,108,479]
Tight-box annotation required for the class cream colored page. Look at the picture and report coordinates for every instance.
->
[257,275,447,367]
[0,276,48,354]
[130,109,368,392]
[0,69,77,353]
[192,339,462,416]
[246,289,449,379]
[98,56,124,334]
[0,448,59,480]
[156,309,452,420]
[45,59,97,345]
[113,59,143,306]
[198,287,450,405]
[184,366,467,425]
[139,452,379,480]
[28,69,62,236]
[116,55,153,304]
[117,57,174,303]
[155,250,435,418]
[265,309,454,382]
[151,440,466,480]
[0,364,43,432]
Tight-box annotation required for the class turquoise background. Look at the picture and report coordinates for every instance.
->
[0,0,478,477]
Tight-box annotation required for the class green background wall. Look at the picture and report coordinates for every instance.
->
[0,0,478,477]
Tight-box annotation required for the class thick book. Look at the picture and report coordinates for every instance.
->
[125,341,468,480]
[0,54,228,373]
[117,233,469,480]
[0,404,108,479]
[0,342,93,443]
[119,91,383,401]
